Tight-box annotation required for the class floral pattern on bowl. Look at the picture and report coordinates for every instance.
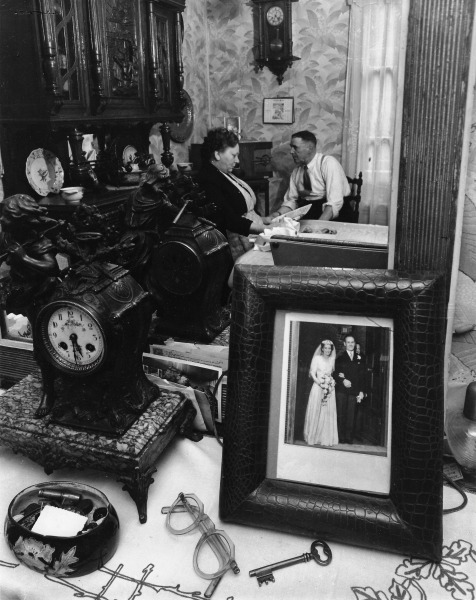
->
[4,481,120,577]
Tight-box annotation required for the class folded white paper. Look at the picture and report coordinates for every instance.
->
[31,505,88,537]
[254,221,299,252]
[270,204,312,223]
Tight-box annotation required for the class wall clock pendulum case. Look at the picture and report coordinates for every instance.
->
[252,0,300,84]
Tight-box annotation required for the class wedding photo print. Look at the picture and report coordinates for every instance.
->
[267,311,393,495]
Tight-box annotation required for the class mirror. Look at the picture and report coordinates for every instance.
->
[177,0,473,272]
[178,0,410,236]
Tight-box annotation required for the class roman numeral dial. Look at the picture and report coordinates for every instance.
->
[266,6,284,25]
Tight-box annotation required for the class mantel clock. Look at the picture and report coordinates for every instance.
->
[252,0,300,85]
[34,262,161,436]
[146,214,232,342]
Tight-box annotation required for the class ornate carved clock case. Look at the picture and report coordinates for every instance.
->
[35,262,160,436]
[146,214,233,342]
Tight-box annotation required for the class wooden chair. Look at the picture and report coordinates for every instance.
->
[335,172,363,223]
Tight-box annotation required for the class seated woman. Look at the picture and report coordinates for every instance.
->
[196,127,265,260]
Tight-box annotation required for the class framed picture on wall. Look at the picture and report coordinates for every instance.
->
[263,97,294,124]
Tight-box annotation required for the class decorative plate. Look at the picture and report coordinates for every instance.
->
[25,148,64,196]
[170,90,194,144]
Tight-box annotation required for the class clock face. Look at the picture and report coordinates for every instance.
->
[266,5,284,26]
[154,241,203,296]
[38,302,106,374]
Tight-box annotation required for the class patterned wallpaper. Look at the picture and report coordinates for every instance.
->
[150,0,350,205]
[204,0,349,149]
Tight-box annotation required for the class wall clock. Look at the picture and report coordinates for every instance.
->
[252,0,300,84]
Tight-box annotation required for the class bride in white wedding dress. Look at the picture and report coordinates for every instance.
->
[303,339,339,446]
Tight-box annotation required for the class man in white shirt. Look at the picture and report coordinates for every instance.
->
[265,130,350,222]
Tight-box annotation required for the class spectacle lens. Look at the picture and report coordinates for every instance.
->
[167,494,202,534]
[194,530,234,580]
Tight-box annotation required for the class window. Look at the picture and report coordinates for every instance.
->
[342,0,409,226]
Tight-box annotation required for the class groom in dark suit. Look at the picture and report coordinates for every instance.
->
[335,335,366,444]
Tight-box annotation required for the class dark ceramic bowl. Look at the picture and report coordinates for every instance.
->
[4,481,120,577]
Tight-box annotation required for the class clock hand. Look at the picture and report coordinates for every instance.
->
[69,333,83,358]
[71,341,79,364]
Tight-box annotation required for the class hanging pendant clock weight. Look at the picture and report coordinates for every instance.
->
[252,0,300,85]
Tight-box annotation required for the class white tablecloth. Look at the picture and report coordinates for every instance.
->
[0,435,475,600]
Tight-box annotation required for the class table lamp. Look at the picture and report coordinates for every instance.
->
[446,381,476,483]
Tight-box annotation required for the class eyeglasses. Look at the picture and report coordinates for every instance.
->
[162,492,239,598]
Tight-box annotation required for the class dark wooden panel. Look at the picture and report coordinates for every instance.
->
[395,0,474,296]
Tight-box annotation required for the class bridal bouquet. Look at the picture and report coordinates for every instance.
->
[319,374,335,405]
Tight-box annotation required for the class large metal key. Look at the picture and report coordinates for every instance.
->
[249,540,332,586]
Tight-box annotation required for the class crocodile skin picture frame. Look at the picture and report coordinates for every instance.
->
[219,265,445,560]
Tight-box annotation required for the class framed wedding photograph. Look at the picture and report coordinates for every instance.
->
[268,311,393,495]
[219,265,445,560]
[263,97,294,124]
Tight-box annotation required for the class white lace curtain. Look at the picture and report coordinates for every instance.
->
[342,0,408,225]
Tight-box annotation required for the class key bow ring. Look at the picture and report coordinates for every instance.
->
[310,539,332,565]
[249,538,332,587]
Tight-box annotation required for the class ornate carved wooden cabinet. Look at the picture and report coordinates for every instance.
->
[0,0,186,196]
